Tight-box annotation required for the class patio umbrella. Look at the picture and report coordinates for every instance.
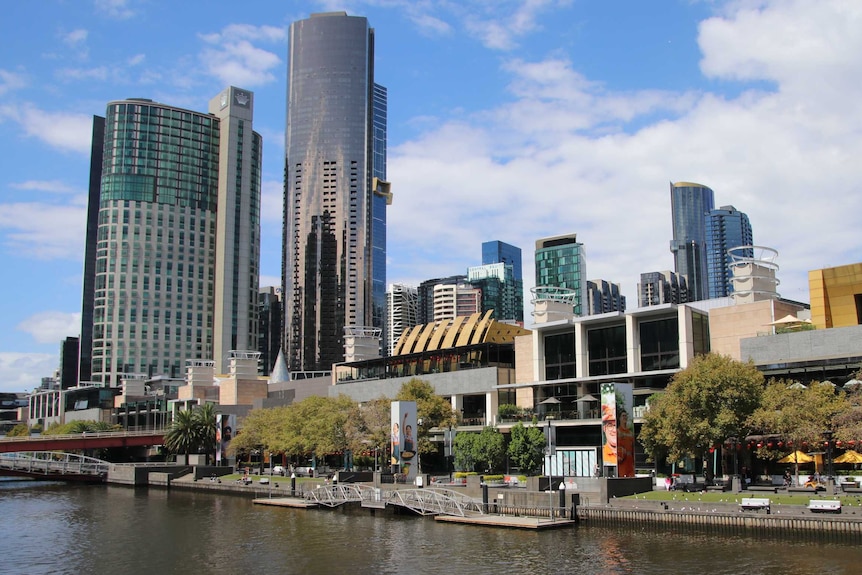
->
[538,396,561,418]
[574,394,598,402]
[777,450,813,464]
[834,451,862,464]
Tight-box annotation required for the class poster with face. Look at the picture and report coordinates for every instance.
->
[391,401,417,480]
[600,383,635,477]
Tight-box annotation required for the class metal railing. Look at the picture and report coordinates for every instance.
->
[0,452,110,477]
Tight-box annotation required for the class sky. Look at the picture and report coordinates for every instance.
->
[2,0,862,394]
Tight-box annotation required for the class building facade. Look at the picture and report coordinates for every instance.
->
[670,181,714,302]
[85,88,261,386]
[283,12,391,372]
[809,262,862,329]
[468,262,524,324]
[417,276,466,325]
[638,271,689,307]
[385,283,418,356]
[257,287,282,375]
[586,279,626,315]
[705,205,753,299]
[535,234,587,316]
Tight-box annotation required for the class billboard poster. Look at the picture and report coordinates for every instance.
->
[215,413,236,465]
[600,382,635,477]
[390,401,417,480]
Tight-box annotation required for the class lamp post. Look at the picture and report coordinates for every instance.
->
[546,417,554,521]
[823,430,835,485]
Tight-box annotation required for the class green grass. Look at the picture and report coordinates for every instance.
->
[624,490,862,507]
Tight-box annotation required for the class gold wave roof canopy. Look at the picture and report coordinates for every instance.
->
[392,310,532,356]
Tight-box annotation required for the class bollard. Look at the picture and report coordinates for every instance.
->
[481,483,489,513]
[290,472,296,497]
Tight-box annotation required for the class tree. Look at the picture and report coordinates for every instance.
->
[163,403,218,463]
[507,422,545,475]
[640,353,765,464]
[6,423,30,437]
[453,431,477,472]
[396,378,456,456]
[473,427,506,473]
[344,397,391,469]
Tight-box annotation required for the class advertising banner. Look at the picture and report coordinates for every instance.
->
[600,382,635,477]
[390,401,417,480]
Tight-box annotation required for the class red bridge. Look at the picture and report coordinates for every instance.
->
[0,430,165,453]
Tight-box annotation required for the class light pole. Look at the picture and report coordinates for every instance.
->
[823,430,835,485]
[546,417,554,521]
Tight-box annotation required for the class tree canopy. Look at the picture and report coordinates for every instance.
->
[507,422,546,475]
[396,378,457,455]
[640,353,765,463]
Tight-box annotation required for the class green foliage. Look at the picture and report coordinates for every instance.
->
[453,432,477,472]
[482,474,505,482]
[498,404,520,417]
[507,422,545,475]
[640,353,765,463]
[163,403,218,460]
[42,420,122,435]
[6,423,30,437]
[748,379,848,462]
[396,378,456,454]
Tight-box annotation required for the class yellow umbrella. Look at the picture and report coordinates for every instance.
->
[778,450,814,464]
[833,451,862,464]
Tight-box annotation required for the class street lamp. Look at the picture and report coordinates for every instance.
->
[546,417,555,521]
[823,430,835,485]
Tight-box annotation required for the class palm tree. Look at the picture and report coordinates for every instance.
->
[163,403,219,464]
[164,409,200,464]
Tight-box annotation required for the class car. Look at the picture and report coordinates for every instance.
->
[272,465,285,476]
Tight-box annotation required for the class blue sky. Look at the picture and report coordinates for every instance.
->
[2,0,862,393]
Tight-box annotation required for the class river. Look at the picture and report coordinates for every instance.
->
[1,478,859,575]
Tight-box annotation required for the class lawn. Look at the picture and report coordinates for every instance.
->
[624,490,862,507]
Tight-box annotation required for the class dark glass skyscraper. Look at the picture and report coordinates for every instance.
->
[705,205,753,298]
[669,182,715,302]
[283,12,390,372]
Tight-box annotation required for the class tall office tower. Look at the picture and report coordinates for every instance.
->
[479,240,524,324]
[258,287,283,375]
[283,12,391,373]
[385,283,418,356]
[670,181,715,302]
[638,271,690,307]
[535,234,587,316]
[482,240,522,283]
[417,275,466,325]
[59,337,80,390]
[79,116,105,385]
[84,88,261,386]
[705,205,753,299]
[586,280,626,315]
[468,263,524,324]
[433,282,481,321]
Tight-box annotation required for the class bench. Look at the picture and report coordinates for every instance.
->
[842,486,862,494]
[746,485,779,493]
[808,500,842,513]
[740,497,771,513]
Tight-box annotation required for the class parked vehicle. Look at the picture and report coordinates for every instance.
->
[272,465,285,476]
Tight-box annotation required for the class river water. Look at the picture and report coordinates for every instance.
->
[1,478,859,575]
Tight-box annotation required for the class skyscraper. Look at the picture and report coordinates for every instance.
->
[385,283,418,356]
[586,279,626,315]
[669,181,715,301]
[482,240,522,283]
[535,234,587,316]
[478,240,524,324]
[638,271,689,307]
[705,205,753,299]
[283,12,391,372]
[84,88,261,386]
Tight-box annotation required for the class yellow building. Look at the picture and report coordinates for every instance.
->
[809,263,862,329]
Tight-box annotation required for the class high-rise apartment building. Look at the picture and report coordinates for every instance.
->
[433,282,482,321]
[83,88,261,386]
[482,240,522,283]
[468,263,524,324]
[670,181,715,302]
[283,12,391,373]
[385,283,418,356]
[417,276,466,325]
[705,205,753,299]
[535,234,587,316]
[586,280,626,315]
[638,271,690,307]
[257,287,282,375]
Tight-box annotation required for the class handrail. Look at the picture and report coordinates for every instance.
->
[0,429,165,443]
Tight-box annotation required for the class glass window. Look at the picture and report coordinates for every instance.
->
[588,325,626,376]
[640,318,680,371]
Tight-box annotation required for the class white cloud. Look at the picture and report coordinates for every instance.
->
[0,104,93,154]
[94,0,136,20]
[17,312,81,345]
[127,53,145,66]
[387,0,862,305]
[198,24,286,87]
[11,180,80,194]
[0,352,56,393]
[63,29,89,46]
[260,179,284,224]
[0,202,87,260]
[0,69,27,95]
